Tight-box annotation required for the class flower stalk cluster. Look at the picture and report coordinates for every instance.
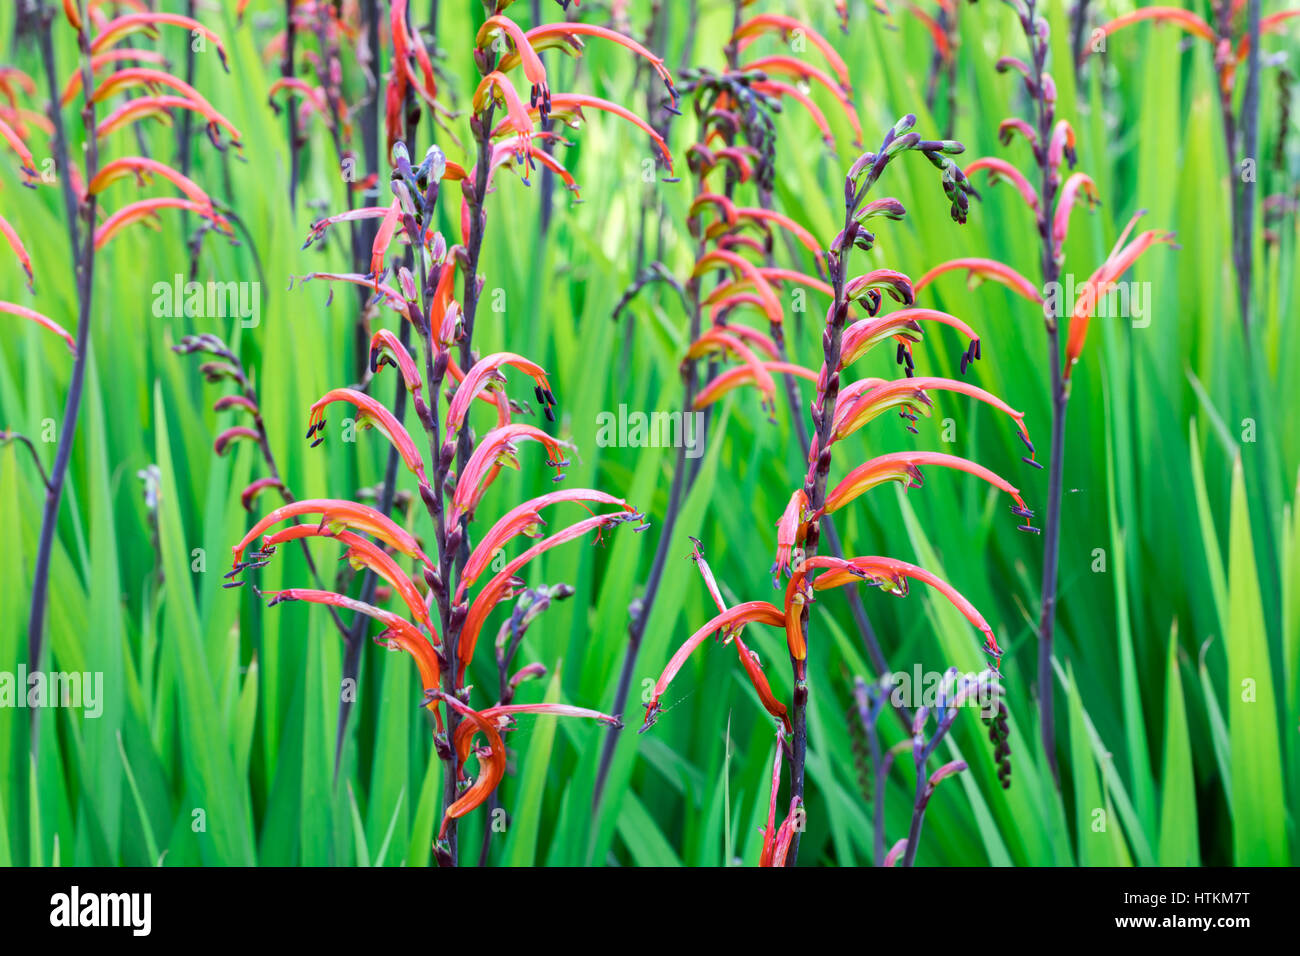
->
[225,0,676,866]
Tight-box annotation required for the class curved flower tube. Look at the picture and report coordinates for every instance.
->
[261,526,435,633]
[477,15,549,118]
[264,588,443,730]
[239,477,283,512]
[997,117,1037,147]
[772,488,809,583]
[537,93,675,176]
[94,197,231,250]
[804,555,1003,667]
[686,327,777,410]
[694,360,817,410]
[87,156,223,221]
[0,302,75,352]
[640,601,786,732]
[474,71,535,168]
[819,451,1033,526]
[1065,221,1175,378]
[446,352,554,436]
[840,308,979,372]
[513,21,677,108]
[914,256,1043,304]
[459,489,634,595]
[830,376,1034,456]
[91,11,231,70]
[305,387,428,485]
[60,48,170,105]
[732,14,851,90]
[449,423,575,527]
[434,694,505,837]
[964,157,1040,212]
[0,115,37,186]
[1052,172,1100,249]
[694,248,782,323]
[231,498,433,571]
[0,214,33,288]
[369,328,424,395]
[457,511,641,685]
[97,95,242,148]
[688,540,790,731]
[1082,7,1217,57]
[454,703,623,777]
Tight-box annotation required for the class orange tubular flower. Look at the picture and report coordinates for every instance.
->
[695,248,782,323]
[91,11,232,71]
[475,71,535,169]
[964,157,1040,212]
[0,116,37,186]
[767,798,803,867]
[306,388,428,484]
[688,540,790,731]
[772,488,809,582]
[448,423,575,528]
[478,15,550,118]
[694,360,817,410]
[717,322,782,360]
[97,95,242,148]
[819,451,1034,530]
[457,512,641,685]
[90,67,226,120]
[914,257,1044,304]
[0,302,76,352]
[538,94,675,176]
[1047,120,1076,172]
[732,14,851,91]
[840,308,979,372]
[1065,219,1175,379]
[369,329,424,395]
[454,703,623,777]
[731,207,826,272]
[94,197,231,250]
[268,77,336,127]
[231,498,433,572]
[1084,7,1217,58]
[368,199,403,290]
[260,526,435,634]
[809,555,1003,668]
[686,327,777,411]
[0,214,33,288]
[517,22,677,108]
[60,49,170,105]
[446,352,554,436]
[459,489,634,595]
[434,694,505,837]
[1052,172,1100,249]
[832,376,1034,454]
[640,601,786,732]
[759,729,786,866]
[264,588,442,729]
[998,117,1037,147]
[87,156,224,219]
[844,269,915,308]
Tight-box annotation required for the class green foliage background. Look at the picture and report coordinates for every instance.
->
[0,0,1296,866]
